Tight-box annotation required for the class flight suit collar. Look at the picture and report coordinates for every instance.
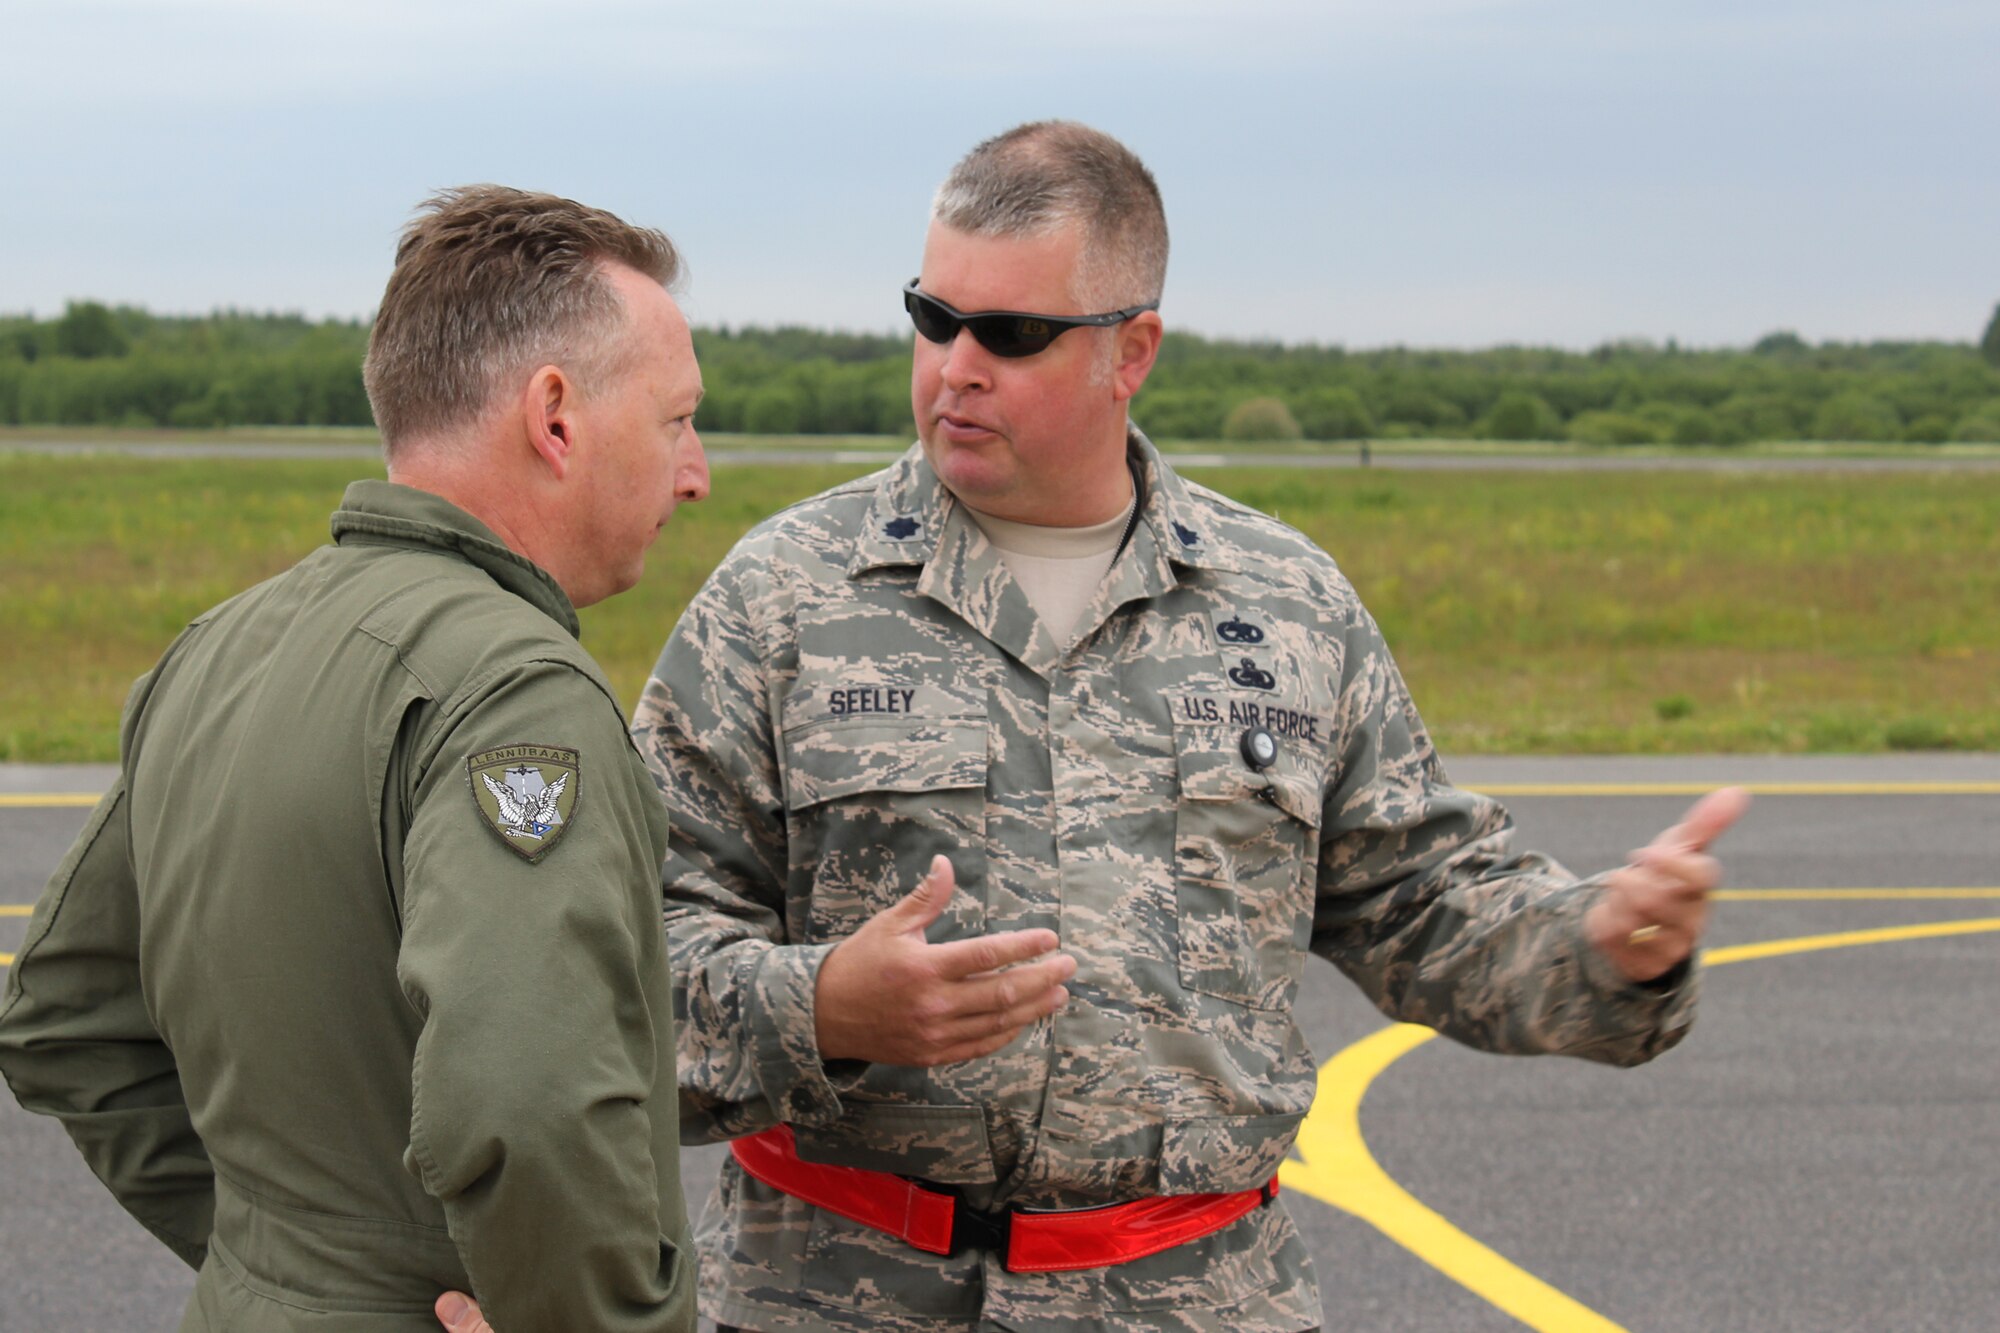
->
[330,480,582,638]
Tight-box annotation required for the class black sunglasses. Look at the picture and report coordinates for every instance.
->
[902,279,1158,358]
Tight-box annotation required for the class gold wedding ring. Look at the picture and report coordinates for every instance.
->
[1627,924,1664,946]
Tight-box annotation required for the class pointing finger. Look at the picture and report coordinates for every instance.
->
[1653,785,1751,855]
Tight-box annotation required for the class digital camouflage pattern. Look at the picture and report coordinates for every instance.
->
[634,431,1698,1332]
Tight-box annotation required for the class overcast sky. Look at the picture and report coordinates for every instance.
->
[8,0,1996,348]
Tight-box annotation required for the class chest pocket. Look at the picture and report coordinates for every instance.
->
[1173,718,1323,1011]
[781,715,989,943]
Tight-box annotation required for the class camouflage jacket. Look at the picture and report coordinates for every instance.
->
[635,432,1697,1332]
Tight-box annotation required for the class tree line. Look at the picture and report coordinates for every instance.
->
[6,301,2000,444]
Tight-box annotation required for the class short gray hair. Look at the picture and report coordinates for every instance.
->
[931,121,1168,311]
[363,185,680,455]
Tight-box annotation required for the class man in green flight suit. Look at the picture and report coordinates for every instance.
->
[0,186,709,1331]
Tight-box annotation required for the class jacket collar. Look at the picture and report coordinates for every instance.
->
[848,427,1234,580]
[330,480,581,638]
[845,427,1234,677]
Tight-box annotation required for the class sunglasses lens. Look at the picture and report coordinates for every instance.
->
[968,316,1058,359]
[906,290,961,345]
[903,285,1074,357]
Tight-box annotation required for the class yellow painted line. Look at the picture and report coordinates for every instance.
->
[0,953,11,967]
[1283,915,2000,1332]
[1280,1025,1626,1332]
[1717,887,2000,901]
[1,905,32,917]
[0,793,103,808]
[1471,781,2000,796]
[1706,917,2000,966]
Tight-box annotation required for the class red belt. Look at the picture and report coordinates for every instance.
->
[729,1124,1277,1274]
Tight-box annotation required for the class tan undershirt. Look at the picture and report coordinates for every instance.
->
[964,497,1137,646]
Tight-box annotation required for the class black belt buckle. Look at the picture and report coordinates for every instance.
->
[946,1192,1015,1259]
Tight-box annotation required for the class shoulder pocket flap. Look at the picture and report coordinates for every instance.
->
[781,718,986,812]
[792,1102,996,1184]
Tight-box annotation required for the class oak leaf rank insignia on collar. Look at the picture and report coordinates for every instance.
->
[468,745,580,862]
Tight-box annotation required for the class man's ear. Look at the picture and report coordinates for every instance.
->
[1111,310,1164,404]
[522,365,578,480]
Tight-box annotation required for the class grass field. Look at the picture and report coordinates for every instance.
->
[3,452,1995,761]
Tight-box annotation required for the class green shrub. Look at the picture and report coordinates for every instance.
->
[1951,399,2000,442]
[741,385,809,434]
[1567,411,1661,446]
[1134,388,1227,441]
[1715,391,1805,442]
[1481,389,1560,442]
[1885,716,1951,750]
[1377,389,1467,433]
[1901,414,1953,444]
[1804,714,1876,750]
[1293,386,1374,440]
[1221,396,1303,442]
[1810,391,1901,442]
[1665,407,1723,445]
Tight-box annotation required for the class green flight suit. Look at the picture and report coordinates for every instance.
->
[0,481,695,1331]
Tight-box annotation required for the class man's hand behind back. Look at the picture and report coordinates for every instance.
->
[435,1293,489,1333]
[815,856,1076,1066]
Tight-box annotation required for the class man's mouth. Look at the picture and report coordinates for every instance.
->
[936,411,997,441]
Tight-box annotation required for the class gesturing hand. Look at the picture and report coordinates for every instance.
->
[814,855,1076,1066]
[1586,786,1752,983]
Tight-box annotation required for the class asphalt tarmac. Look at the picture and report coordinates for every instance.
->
[4,756,1996,1331]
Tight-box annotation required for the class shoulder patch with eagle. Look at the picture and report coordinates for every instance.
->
[467,745,580,862]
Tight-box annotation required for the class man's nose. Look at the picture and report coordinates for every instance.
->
[938,327,993,393]
[679,428,711,503]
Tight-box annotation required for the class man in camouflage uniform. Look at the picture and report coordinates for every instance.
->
[1,187,708,1332]
[637,123,1745,1332]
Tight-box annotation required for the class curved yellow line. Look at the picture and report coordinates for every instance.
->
[1280,1025,1626,1331]
[0,794,102,808]
[1705,918,2000,965]
[0,953,12,967]
[1281,916,2000,1332]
